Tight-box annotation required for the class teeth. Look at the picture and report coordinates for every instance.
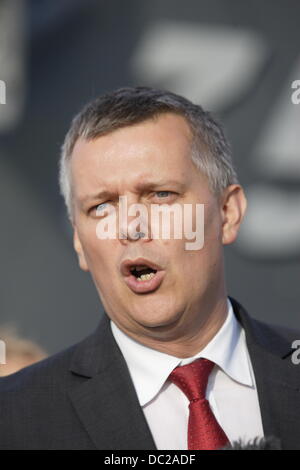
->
[137,272,156,282]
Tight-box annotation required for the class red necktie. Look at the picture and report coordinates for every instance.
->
[168,358,230,450]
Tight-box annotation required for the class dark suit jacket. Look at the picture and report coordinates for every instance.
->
[0,297,300,450]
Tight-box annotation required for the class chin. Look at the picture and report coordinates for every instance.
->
[131,303,184,330]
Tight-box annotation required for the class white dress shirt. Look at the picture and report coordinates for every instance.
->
[110,297,264,450]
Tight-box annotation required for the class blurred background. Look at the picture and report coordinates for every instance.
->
[0,0,299,365]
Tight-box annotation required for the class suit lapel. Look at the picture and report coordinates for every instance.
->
[68,314,157,450]
[229,296,300,449]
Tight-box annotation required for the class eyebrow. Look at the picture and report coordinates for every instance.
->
[79,190,112,207]
[79,179,186,206]
[135,179,186,192]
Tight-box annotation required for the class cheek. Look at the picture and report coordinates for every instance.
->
[177,235,221,289]
[82,233,117,276]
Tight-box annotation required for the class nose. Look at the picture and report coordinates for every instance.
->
[120,229,147,241]
[119,218,150,243]
[118,195,151,244]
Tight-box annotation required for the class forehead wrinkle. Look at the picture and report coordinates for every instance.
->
[78,176,188,206]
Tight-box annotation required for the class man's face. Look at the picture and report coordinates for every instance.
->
[71,113,237,341]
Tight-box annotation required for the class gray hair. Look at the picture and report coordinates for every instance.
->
[59,86,239,222]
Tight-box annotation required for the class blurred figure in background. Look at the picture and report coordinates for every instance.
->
[0,325,48,377]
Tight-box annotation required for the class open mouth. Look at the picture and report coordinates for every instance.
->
[130,265,157,282]
[121,258,165,293]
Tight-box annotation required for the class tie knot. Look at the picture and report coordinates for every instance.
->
[168,358,215,403]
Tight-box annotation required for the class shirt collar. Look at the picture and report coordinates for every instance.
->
[110,297,253,406]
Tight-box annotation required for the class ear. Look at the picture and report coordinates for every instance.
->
[73,228,89,271]
[221,184,247,245]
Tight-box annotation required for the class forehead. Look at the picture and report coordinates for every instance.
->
[70,113,197,198]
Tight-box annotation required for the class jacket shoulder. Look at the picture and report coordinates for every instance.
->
[229,296,300,358]
[0,340,78,393]
[251,315,300,348]
[0,334,96,449]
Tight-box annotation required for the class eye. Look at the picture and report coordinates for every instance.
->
[89,202,109,215]
[153,191,178,202]
[96,202,108,210]
[155,191,174,198]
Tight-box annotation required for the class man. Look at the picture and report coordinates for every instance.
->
[0,86,299,450]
